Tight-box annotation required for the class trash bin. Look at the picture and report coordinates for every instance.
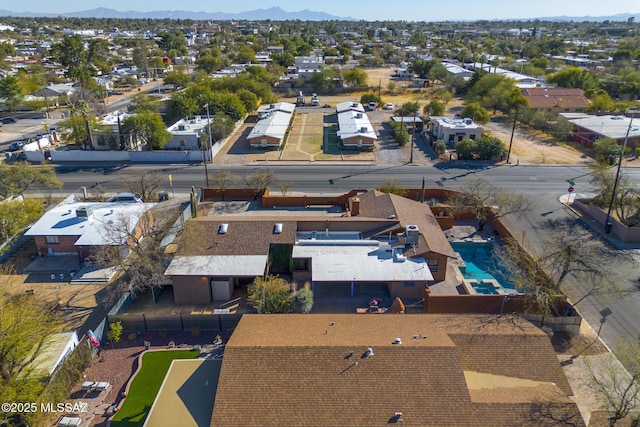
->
[158,191,169,202]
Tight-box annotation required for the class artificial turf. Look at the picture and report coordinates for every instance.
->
[110,349,200,427]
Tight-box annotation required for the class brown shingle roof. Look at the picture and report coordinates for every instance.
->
[522,88,590,110]
[210,314,583,427]
[176,218,297,256]
[357,191,457,258]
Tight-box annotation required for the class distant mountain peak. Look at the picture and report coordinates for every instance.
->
[0,7,353,21]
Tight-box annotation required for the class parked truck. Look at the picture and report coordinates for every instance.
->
[296,91,306,106]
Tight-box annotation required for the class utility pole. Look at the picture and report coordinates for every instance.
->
[410,105,418,164]
[605,110,638,233]
[506,106,519,164]
[202,103,212,187]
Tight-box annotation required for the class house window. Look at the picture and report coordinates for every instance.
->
[427,259,439,273]
[470,134,476,140]
[180,139,187,146]
[448,135,454,143]
[403,282,416,288]
[45,236,59,244]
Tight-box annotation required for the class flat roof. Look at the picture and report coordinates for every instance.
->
[167,116,209,134]
[430,116,482,130]
[164,255,268,277]
[336,101,365,113]
[247,110,292,141]
[292,241,433,282]
[337,110,378,140]
[256,101,295,114]
[25,202,155,246]
[568,115,640,140]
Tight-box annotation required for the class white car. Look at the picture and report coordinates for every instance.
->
[385,103,394,110]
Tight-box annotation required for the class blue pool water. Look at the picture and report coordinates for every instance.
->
[451,242,517,295]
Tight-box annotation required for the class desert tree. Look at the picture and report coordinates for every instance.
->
[277,181,292,196]
[377,179,409,197]
[447,178,533,231]
[0,198,42,252]
[590,164,640,226]
[495,221,631,319]
[92,204,180,301]
[583,339,640,425]
[0,161,63,199]
[244,170,274,200]
[211,170,238,201]
[0,275,61,427]
[123,170,164,202]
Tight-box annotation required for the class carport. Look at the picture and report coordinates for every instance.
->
[165,255,268,304]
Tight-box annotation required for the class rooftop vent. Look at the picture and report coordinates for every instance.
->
[218,223,228,234]
[356,113,363,119]
[393,412,404,422]
[393,338,402,345]
[274,223,283,234]
[360,127,368,133]
[76,207,93,221]
[364,347,374,357]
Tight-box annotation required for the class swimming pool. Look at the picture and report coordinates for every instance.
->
[451,242,517,295]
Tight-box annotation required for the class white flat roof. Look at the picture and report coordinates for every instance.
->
[336,101,365,113]
[337,110,378,140]
[256,102,296,114]
[569,115,640,140]
[292,242,433,282]
[248,110,292,141]
[167,116,209,134]
[164,255,268,277]
[430,116,482,130]
[25,202,155,246]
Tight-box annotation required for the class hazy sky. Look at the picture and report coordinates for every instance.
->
[6,0,640,21]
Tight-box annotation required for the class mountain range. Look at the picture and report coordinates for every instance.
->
[0,7,353,21]
[0,7,638,22]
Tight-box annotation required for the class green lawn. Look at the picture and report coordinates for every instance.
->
[111,350,200,427]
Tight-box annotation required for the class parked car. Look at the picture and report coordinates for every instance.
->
[7,141,25,152]
[368,102,377,111]
[1,117,17,124]
[106,193,142,203]
[385,103,394,110]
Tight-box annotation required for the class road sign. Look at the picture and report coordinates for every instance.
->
[568,186,574,193]
[568,180,575,186]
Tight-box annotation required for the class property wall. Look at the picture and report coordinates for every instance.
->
[171,276,211,304]
[573,199,640,243]
[202,188,260,201]
[424,293,527,314]
[388,281,426,299]
[25,149,205,163]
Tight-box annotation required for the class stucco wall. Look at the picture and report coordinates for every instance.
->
[171,276,211,304]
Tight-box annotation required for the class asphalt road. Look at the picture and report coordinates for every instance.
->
[37,162,640,357]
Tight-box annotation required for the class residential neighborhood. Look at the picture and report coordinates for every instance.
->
[1,4,640,427]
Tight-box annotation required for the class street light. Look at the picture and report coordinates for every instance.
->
[202,103,213,188]
[604,110,638,234]
[562,307,612,366]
